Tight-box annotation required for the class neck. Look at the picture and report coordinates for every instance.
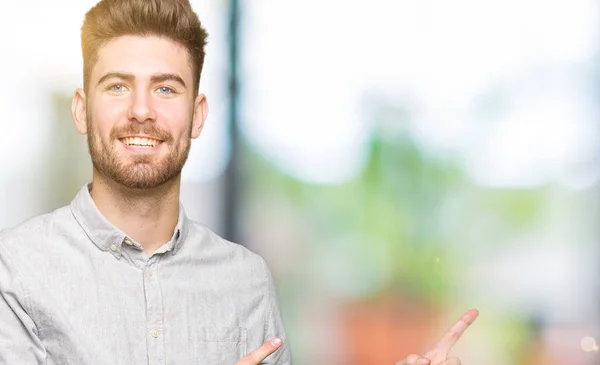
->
[90,168,181,255]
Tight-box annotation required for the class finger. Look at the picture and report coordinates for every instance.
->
[440,357,461,365]
[235,337,282,365]
[425,308,479,358]
[395,354,431,365]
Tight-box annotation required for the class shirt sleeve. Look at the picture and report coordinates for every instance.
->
[260,259,292,365]
[0,241,47,364]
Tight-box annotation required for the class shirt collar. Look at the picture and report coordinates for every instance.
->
[69,184,189,258]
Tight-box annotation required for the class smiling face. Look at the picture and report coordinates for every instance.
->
[72,35,208,190]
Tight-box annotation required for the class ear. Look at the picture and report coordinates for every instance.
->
[191,93,208,139]
[72,88,88,135]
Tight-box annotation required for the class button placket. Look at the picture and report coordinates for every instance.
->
[144,258,165,365]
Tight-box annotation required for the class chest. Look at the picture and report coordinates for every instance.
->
[23,256,268,365]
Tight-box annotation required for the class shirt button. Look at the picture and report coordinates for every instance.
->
[147,268,153,277]
[151,329,160,338]
[110,244,117,252]
[124,238,133,246]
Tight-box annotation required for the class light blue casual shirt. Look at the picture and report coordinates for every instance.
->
[0,184,291,365]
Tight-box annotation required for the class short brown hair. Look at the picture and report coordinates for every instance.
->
[81,0,208,95]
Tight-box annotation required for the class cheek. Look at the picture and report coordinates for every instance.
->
[155,102,193,135]
[91,99,128,136]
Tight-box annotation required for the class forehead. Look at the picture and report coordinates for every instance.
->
[91,35,193,84]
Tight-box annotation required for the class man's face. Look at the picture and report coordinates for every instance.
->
[73,35,207,190]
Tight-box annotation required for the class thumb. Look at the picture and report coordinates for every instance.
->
[395,354,431,365]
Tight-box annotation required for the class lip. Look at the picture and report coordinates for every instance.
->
[119,134,164,142]
[118,135,164,152]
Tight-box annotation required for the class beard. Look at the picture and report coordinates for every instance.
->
[86,118,192,190]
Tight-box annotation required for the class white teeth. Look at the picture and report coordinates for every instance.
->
[123,137,160,147]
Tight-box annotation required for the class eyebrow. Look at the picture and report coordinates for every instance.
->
[97,72,187,89]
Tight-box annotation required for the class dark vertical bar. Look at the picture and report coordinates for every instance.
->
[224,0,242,243]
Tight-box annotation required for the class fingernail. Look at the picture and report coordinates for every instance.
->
[417,358,430,365]
[270,337,282,346]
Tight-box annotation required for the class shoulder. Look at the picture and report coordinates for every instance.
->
[184,220,273,278]
[0,207,70,294]
[0,205,73,257]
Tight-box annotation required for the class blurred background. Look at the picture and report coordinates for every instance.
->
[1,0,599,364]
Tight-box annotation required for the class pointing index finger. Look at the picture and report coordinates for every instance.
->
[425,308,479,359]
[235,337,282,365]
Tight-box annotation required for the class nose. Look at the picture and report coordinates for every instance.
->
[127,88,156,123]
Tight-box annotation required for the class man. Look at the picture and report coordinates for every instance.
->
[0,0,477,364]
[0,0,289,363]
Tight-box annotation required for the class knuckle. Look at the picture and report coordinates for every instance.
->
[448,330,459,340]
[405,354,421,364]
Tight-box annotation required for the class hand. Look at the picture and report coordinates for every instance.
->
[235,337,283,365]
[395,308,479,365]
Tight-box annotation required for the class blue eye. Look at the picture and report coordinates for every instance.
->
[110,84,125,92]
[158,87,174,95]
